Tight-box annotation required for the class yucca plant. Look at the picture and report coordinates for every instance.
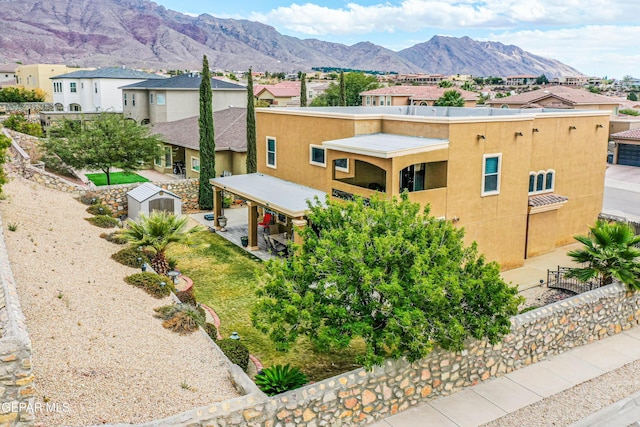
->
[254,364,308,396]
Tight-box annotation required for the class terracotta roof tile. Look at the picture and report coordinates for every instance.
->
[486,86,623,106]
[360,85,477,100]
[528,193,568,207]
[611,128,640,140]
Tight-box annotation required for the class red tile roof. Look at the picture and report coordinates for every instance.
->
[611,128,640,141]
[360,85,477,100]
[255,81,301,97]
[487,86,623,106]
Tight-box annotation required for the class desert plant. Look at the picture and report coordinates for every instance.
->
[112,247,150,268]
[79,192,101,205]
[86,215,119,228]
[116,211,203,275]
[100,231,129,245]
[124,272,175,298]
[203,322,218,340]
[8,222,18,232]
[217,339,250,371]
[254,364,308,396]
[154,303,205,334]
[175,290,197,305]
[86,203,113,216]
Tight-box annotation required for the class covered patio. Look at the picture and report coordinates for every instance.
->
[209,173,326,255]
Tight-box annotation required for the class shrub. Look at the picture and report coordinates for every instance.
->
[79,192,101,205]
[86,203,113,216]
[125,272,174,298]
[154,303,205,335]
[203,323,218,340]
[254,364,308,396]
[167,256,178,271]
[175,290,196,305]
[620,108,640,116]
[217,339,250,372]
[112,247,150,267]
[3,113,43,137]
[86,215,119,228]
[100,231,129,244]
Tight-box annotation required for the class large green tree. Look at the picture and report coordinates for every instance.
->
[44,113,162,185]
[300,73,307,107]
[567,220,640,290]
[246,67,257,173]
[252,193,521,369]
[117,211,202,275]
[310,72,380,107]
[339,71,346,106]
[198,55,216,210]
[434,89,465,107]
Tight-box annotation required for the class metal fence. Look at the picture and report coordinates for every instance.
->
[547,266,604,294]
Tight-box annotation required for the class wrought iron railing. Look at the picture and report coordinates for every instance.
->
[546,266,603,294]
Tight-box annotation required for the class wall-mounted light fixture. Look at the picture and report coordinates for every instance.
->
[515,131,524,137]
[452,216,460,223]
[569,125,577,130]
[532,128,539,132]
[596,124,604,129]
[477,134,486,140]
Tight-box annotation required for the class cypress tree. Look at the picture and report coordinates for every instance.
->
[246,67,257,173]
[339,71,346,106]
[300,73,307,107]
[198,55,215,210]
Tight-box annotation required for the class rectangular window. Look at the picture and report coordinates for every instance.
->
[335,158,349,173]
[191,157,200,172]
[157,94,165,105]
[164,146,171,167]
[482,154,501,196]
[70,82,77,93]
[154,146,162,166]
[53,82,62,93]
[266,137,276,168]
[149,93,154,104]
[132,94,136,107]
[123,93,127,106]
[309,145,326,167]
[94,82,98,94]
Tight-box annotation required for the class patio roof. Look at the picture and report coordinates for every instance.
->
[210,173,326,217]
[322,133,448,158]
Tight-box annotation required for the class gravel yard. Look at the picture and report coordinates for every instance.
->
[0,176,240,426]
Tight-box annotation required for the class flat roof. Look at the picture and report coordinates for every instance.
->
[323,133,448,158]
[210,173,326,217]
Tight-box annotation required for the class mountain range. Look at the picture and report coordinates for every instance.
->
[0,0,582,77]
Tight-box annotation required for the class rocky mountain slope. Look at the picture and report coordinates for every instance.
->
[0,0,582,77]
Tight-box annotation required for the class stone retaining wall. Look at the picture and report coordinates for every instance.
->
[0,103,52,115]
[0,217,33,426]
[110,282,639,427]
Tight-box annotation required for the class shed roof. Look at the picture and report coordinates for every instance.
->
[210,173,326,217]
[322,133,448,158]
[127,183,179,203]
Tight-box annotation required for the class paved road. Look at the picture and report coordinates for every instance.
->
[603,165,640,222]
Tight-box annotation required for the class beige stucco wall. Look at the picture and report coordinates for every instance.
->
[255,109,608,269]
[15,64,83,102]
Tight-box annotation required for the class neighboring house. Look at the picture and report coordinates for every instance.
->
[504,75,538,86]
[360,86,478,107]
[392,74,446,85]
[609,117,640,136]
[150,107,247,178]
[121,73,246,125]
[485,86,623,115]
[254,81,301,107]
[550,76,589,86]
[211,106,609,269]
[51,68,164,113]
[0,63,17,85]
[15,64,86,102]
[611,128,640,167]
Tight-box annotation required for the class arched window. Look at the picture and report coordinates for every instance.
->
[69,103,81,112]
[500,104,509,109]
[528,174,535,193]
[545,171,554,190]
[54,103,63,111]
[419,101,429,106]
[528,169,555,194]
[141,118,150,125]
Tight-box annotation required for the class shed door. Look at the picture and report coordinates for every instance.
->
[149,198,175,214]
[618,144,640,167]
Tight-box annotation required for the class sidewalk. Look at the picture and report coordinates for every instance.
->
[369,326,640,427]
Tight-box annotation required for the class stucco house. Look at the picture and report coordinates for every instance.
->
[210,106,610,270]
[50,67,164,112]
[486,86,623,115]
[120,73,247,125]
[150,107,247,178]
[15,64,87,102]
[610,128,640,166]
[0,63,17,86]
[359,86,478,107]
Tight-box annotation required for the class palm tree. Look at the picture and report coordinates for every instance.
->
[434,90,465,107]
[118,211,203,275]
[566,220,640,290]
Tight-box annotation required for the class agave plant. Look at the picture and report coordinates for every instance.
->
[254,364,308,396]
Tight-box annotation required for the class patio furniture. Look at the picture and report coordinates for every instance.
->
[258,213,273,233]
[264,234,288,256]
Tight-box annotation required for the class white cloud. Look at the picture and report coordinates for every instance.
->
[488,26,640,78]
[250,0,638,35]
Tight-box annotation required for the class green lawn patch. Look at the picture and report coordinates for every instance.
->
[168,231,363,381]
[85,172,149,186]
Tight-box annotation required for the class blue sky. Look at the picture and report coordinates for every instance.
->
[153,0,639,79]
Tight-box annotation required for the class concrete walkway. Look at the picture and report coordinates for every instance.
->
[369,326,640,427]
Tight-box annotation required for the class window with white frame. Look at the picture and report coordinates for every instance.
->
[191,157,200,172]
[334,158,349,173]
[482,154,501,196]
[149,93,154,104]
[70,82,77,93]
[157,94,165,105]
[528,170,555,194]
[53,82,62,93]
[266,137,276,168]
[123,93,127,106]
[309,145,326,167]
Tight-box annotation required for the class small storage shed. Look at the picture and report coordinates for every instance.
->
[127,183,182,221]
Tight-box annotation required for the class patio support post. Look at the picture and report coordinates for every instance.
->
[247,201,259,251]
[292,218,307,251]
[213,186,223,230]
